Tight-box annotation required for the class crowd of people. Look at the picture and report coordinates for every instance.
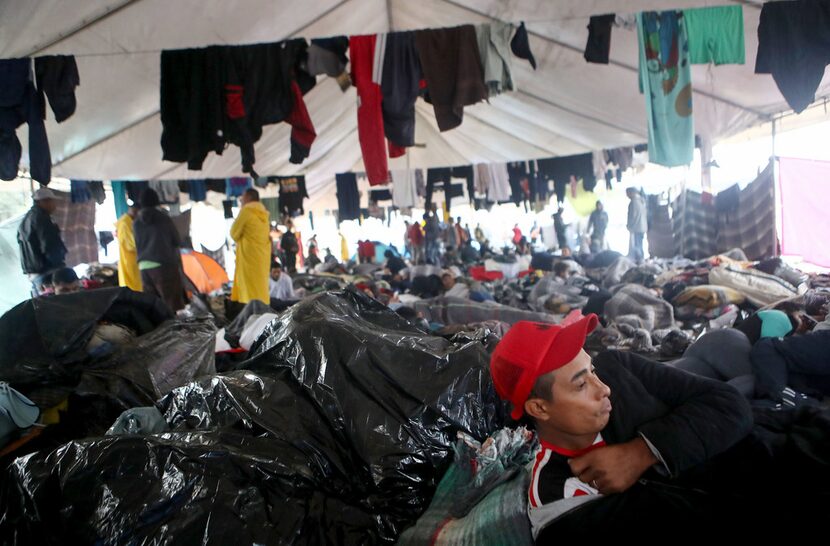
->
[8,180,830,540]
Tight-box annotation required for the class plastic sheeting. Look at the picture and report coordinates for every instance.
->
[0,287,173,390]
[74,317,217,411]
[1,288,508,544]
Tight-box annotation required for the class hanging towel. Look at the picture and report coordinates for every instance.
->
[637,11,694,167]
[391,169,418,209]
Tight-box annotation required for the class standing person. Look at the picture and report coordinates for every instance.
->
[116,204,142,291]
[587,201,609,254]
[553,207,568,251]
[403,221,413,259]
[408,220,424,265]
[444,216,458,262]
[230,188,270,304]
[459,220,471,246]
[423,212,441,265]
[280,220,299,274]
[512,224,523,246]
[626,187,648,262]
[17,187,67,295]
[133,188,186,312]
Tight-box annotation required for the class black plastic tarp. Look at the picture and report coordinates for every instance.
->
[0,288,173,389]
[0,288,508,544]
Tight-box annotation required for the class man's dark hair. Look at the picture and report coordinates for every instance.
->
[553,262,570,277]
[244,188,260,201]
[52,267,79,285]
[384,249,394,258]
[395,306,418,321]
[519,373,555,428]
[139,188,160,208]
[529,373,555,402]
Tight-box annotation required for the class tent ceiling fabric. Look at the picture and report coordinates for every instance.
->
[3,0,830,211]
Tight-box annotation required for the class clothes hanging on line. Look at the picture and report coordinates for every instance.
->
[450,165,476,209]
[160,40,316,177]
[111,181,129,218]
[369,187,393,202]
[276,175,309,216]
[351,34,394,186]
[476,22,516,96]
[537,153,596,202]
[415,25,488,131]
[683,5,745,65]
[70,180,92,203]
[637,11,694,167]
[336,172,361,222]
[390,169,418,209]
[584,14,616,64]
[0,55,79,184]
[186,179,207,202]
[305,37,349,78]
[149,180,180,204]
[225,177,252,198]
[381,31,421,149]
[755,0,830,114]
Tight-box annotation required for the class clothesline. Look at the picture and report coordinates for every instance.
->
[6,16,612,60]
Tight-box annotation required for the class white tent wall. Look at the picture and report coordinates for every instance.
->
[3,0,830,214]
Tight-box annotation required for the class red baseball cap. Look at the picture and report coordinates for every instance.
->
[490,314,599,420]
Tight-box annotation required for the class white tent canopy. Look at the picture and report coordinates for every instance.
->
[3,0,829,211]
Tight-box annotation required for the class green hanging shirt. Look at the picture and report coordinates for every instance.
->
[683,6,745,65]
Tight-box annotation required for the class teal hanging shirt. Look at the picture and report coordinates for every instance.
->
[684,6,745,65]
[637,11,695,167]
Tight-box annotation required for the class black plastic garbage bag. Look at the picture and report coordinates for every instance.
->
[74,317,217,413]
[0,288,172,389]
[243,288,507,497]
[0,431,383,545]
[0,288,507,544]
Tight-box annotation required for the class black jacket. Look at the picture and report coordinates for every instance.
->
[531,350,753,538]
[751,330,830,402]
[17,205,67,274]
[133,207,181,265]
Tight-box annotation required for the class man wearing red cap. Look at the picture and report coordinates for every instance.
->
[490,313,753,538]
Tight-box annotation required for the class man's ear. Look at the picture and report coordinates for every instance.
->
[524,397,550,422]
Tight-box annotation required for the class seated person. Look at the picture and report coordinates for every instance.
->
[52,267,81,295]
[552,261,572,281]
[489,315,753,538]
[268,262,295,301]
[384,250,407,276]
[441,271,470,299]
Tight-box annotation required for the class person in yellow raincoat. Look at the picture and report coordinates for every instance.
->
[116,204,142,291]
[230,188,271,304]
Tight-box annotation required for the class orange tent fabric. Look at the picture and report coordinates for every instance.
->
[181,251,228,294]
